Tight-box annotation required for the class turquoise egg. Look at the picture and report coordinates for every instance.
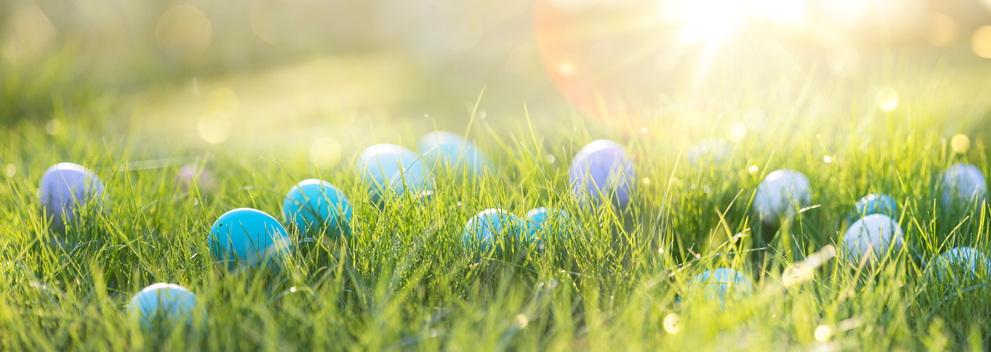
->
[462,209,531,255]
[524,207,572,245]
[126,283,206,332]
[209,208,291,269]
[931,247,990,281]
[282,179,352,238]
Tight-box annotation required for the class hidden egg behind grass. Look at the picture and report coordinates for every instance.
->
[462,209,532,256]
[126,283,206,332]
[282,179,352,239]
[752,169,810,225]
[854,193,898,219]
[177,163,213,192]
[39,162,105,232]
[356,144,430,204]
[930,247,990,281]
[688,268,753,304]
[569,140,636,210]
[209,208,291,270]
[525,207,572,246]
[940,163,987,211]
[418,131,492,177]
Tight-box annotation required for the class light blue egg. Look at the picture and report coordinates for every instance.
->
[525,207,572,245]
[854,193,898,219]
[462,209,530,255]
[941,163,987,210]
[282,179,352,238]
[931,247,990,281]
[209,208,291,269]
[126,283,205,332]
[418,131,491,176]
[569,140,636,210]
[688,268,753,303]
[356,144,431,203]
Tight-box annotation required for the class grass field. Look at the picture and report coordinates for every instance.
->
[2,47,991,351]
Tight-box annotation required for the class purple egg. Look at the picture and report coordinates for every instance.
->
[39,163,105,231]
[569,140,636,209]
[177,164,213,192]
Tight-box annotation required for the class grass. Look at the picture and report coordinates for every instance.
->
[1,53,991,351]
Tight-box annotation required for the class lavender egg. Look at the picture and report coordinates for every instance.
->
[39,163,105,231]
[569,140,636,210]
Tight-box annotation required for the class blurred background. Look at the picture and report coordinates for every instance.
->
[3,0,991,156]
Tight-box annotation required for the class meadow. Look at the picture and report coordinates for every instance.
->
[2,47,991,351]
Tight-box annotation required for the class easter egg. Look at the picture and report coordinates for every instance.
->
[569,140,636,209]
[753,169,810,225]
[282,179,352,238]
[126,283,205,332]
[39,162,105,232]
[209,208,291,269]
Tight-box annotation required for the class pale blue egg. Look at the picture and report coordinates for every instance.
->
[356,144,430,203]
[126,283,205,332]
[282,179,352,238]
[941,163,987,210]
[753,169,810,225]
[418,131,491,176]
[209,208,291,269]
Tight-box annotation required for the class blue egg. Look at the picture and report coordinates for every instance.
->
[931,247,990,281]
[854,193,898,219]
[356,144,431,203]
[688,268,753,303]
[941,163,987,210]
[209,208,291,269]
[282,179,352,238]
[126,283,206,332]
[569,140,636,210]
[462,209,531,255]
[525,207,572,244]
[418,131,491,176]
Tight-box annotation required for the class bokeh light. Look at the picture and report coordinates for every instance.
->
[0,3,56,64]
[310,137,342,168]
[662,313,679,334]
[197,113,232,145]
[951,134,971,154]
[971,26,991,59]
[814,325,832,342]
[875,88,899,112]
[156,5,212,62]
[927,13,956,47]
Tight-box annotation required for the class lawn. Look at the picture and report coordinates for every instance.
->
[2,10,991,352]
